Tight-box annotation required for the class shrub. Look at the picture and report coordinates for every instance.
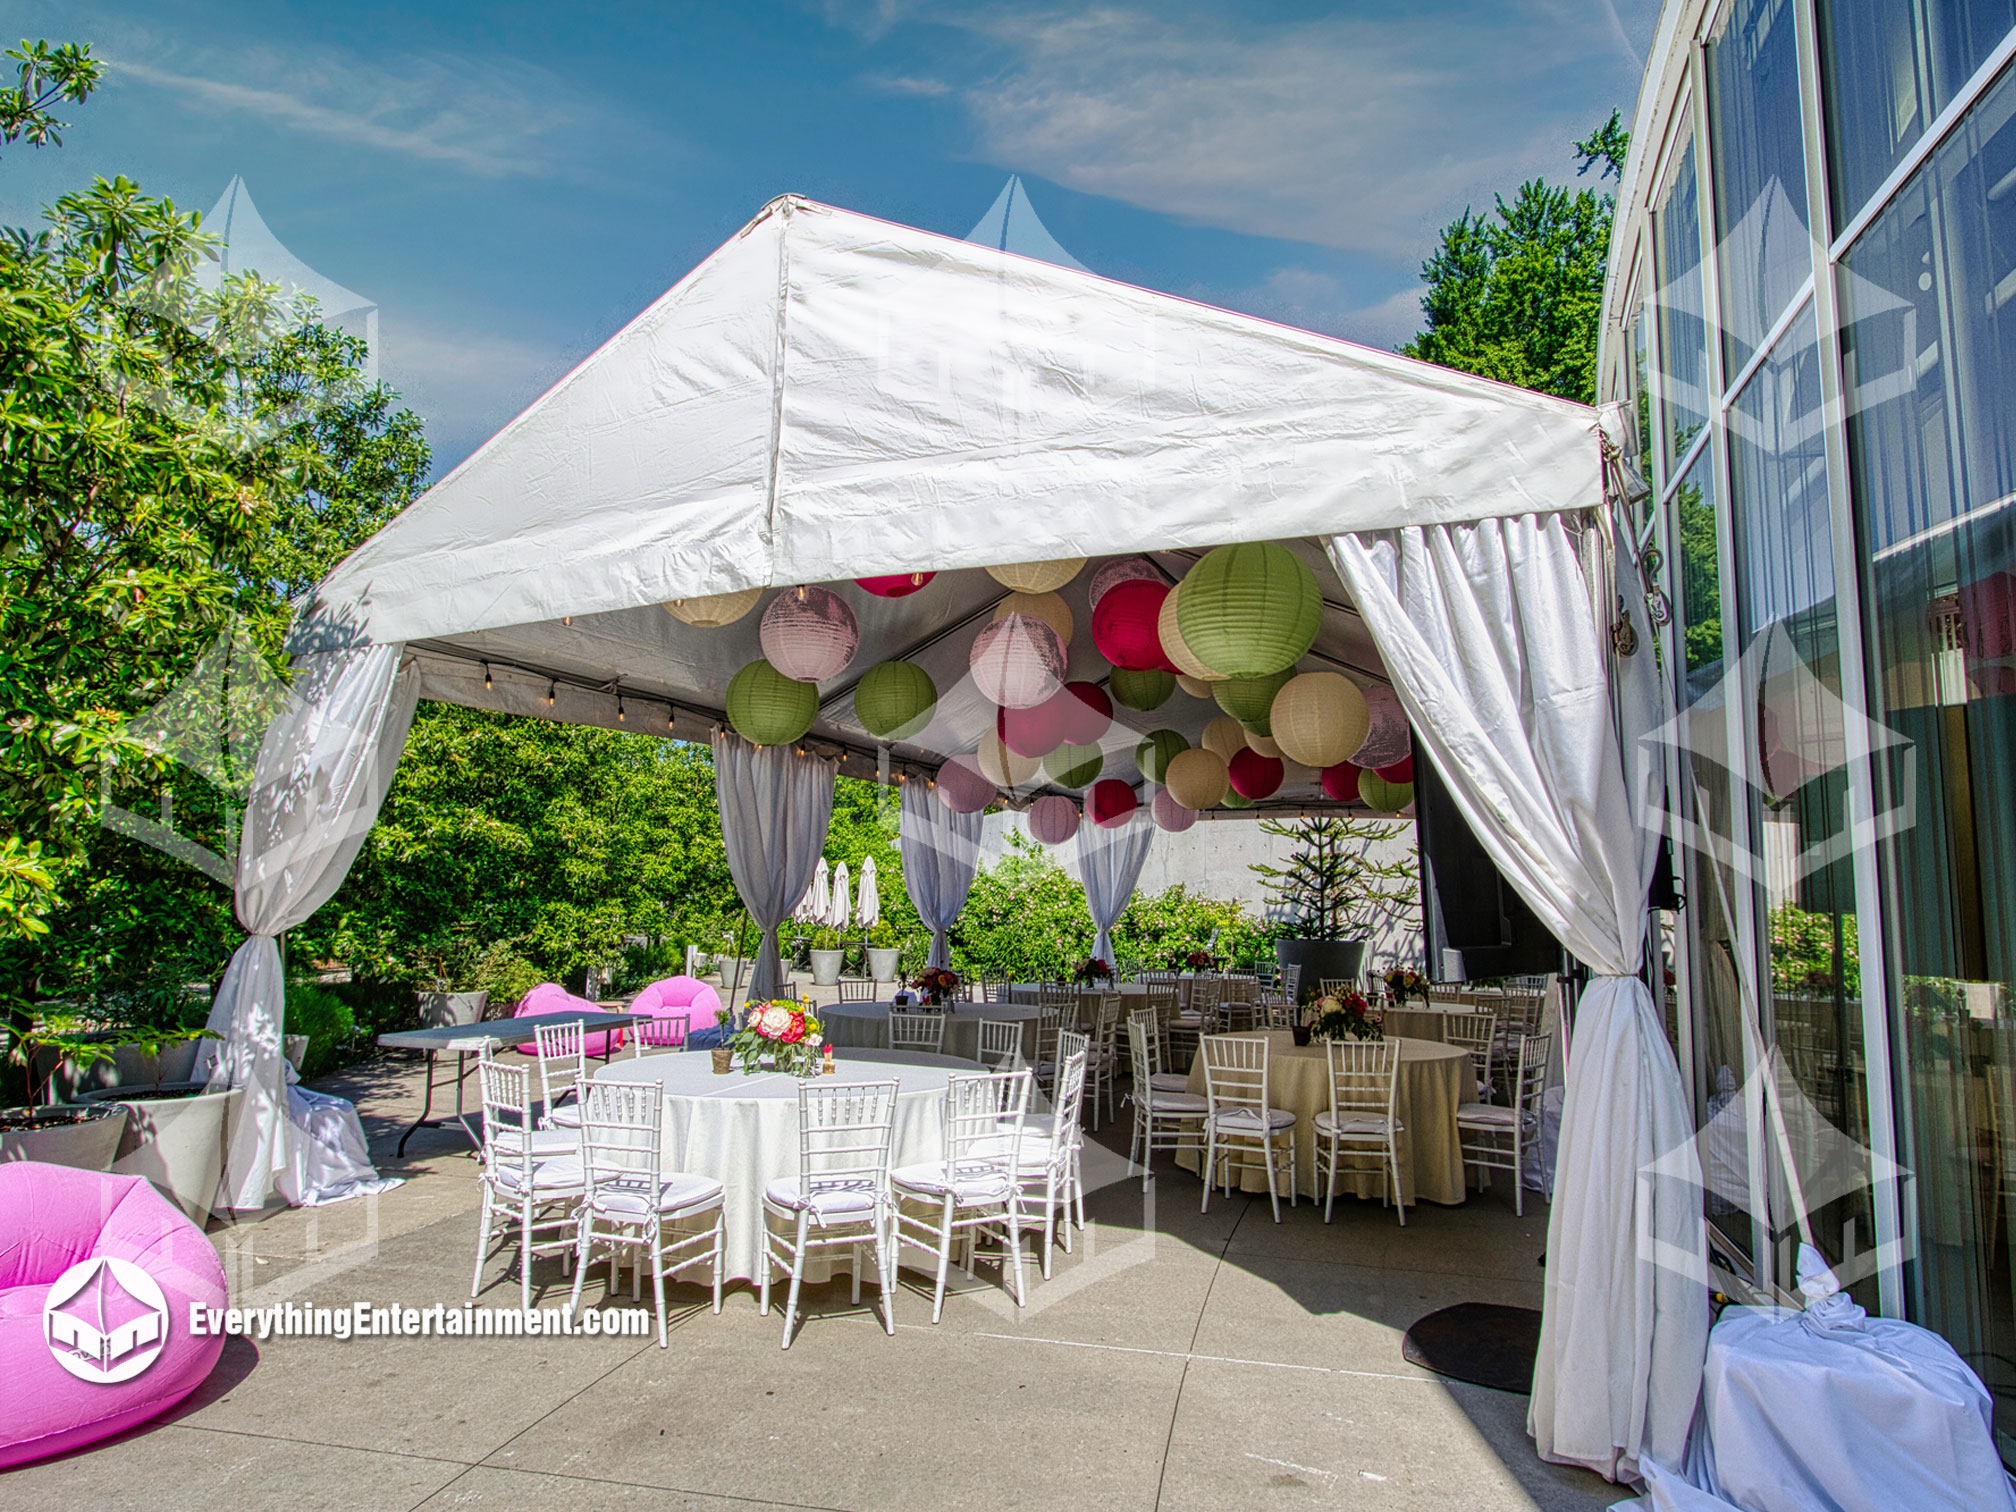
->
[284,984,357,1080]
[470,941,547,1008]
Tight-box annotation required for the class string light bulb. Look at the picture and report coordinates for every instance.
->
[666,708,675,730]
[562,615,572,627]
[482,663,492,691]
[616,690,626,722]
[545,681,556,707]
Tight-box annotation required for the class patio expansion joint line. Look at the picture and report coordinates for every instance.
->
[966,1329,1438,1386]
[418,1458,860,1512]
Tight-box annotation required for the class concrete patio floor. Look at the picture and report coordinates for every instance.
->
[6,1050,1629,1511]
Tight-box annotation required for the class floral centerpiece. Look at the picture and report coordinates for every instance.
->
[912,966,960,1007]
[1310,989,1383,1042]
[730,999,824,1075]
[1384,967,1430,1005]
[1179,948,1215,970]
[1072,957,1113,985]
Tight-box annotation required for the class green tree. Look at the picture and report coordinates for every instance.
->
[1249,816,1419,941]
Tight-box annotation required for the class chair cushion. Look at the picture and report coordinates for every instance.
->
[1456,1104,1529,1129]
[1208,1106,1296,1132]
[544,1103,582,1129]
[1314,1111,1402,1137]
[589,1171,725,1217]
[1142,1090,1209,1114]
[890,1161,1015,1204]
[489,1154,586,1195]
[1148,1072,1191,1093]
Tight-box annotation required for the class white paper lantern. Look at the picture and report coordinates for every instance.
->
[1201,716,1247,762]
[1351,684,1411,768]
[986,559,1084,594]
[1029,794,1081,845]
[664,587,762,628]
[1152,788,1198,833]
[1271,672,1372,769]
[1163,747,1229,810]
[759,586,859,682]
[935,756,996,814]
[1176,673,1216,699]
[1089,557,1161,607]
[976,729,1040,788]
[992,591,1073,645]
[969,613,1066,709]
[1244,730,1283,758]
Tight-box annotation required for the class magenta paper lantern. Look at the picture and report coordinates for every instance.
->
[1320,762,1362,803]
[1091,579,1171,672]
[1088,557,1161,607]
[969,613,1066,709]
[760,586,860,682]
[855,572,935,598]
[935,756,996,814]
[1227,748,1284,801]
[1351,685,1410,768]
[1029,794,1081,845]
[1152,789,1198,834]
[1089,778,1139,828]
[997,699,1068,760]
[1375,753,1414,783]
[1058,681,1113,744]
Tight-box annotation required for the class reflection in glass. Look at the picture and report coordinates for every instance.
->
[1633,304,1654,486]
[1655,140,1710,475]
[1675,449,1723,708]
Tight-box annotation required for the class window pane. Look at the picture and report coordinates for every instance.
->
[1818,0,2016,234]
[1675,448,1724,707]
[1634,304,1655,479]
[1708,0,1814,376]
[1656,140,1711,474]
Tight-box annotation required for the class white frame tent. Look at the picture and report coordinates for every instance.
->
[213,195,1705,1484]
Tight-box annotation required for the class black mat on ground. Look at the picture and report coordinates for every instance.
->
[1401,1303,1543,1394]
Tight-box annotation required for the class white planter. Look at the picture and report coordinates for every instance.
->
[32,1036,203,1102]
[417,990,489,1028]
[0,1103,128,1170]
[866,947,901,983]
[809,949,845,987]
[82,1083,242,1223]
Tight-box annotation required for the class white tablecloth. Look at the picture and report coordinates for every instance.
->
[821,1001,1042,1062]
[592,1048,963,1283]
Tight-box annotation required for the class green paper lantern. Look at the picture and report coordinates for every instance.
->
[1109,666,1175,711]
[1134,729,1188,784]
[1177,542,1322,678]
[853,660,937,741]
[1357,774,1414,813]
[1044,741,1105,789]
[725,658,818,746]
[1222,790,1255,809]
[1213,669,1295,736]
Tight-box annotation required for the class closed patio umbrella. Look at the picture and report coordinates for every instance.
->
[828,861,851,930]
[797,857,830,926]
[855,856,880,928]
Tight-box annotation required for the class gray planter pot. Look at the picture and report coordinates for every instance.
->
[0,1102,129,1171]
[1275,938,1367,996]
[417,990,489,1028]
[284,1034,310,1072]
[866,947,901,983]
[809,949,845,987]
[30,1036,203,1103]
[81,1083,241,1223]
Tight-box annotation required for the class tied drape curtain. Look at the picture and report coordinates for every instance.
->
[1075,810,1155,966]
[1328,513,1707,1485]
[712,733,837,1004]
[899,781,982,968]
[203,643,420,1211]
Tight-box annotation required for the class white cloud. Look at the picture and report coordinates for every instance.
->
[1233,268,1425,351]
[378,314,575,468]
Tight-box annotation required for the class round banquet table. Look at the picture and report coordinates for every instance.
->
[1174,1030,1470,1206]
[1381,1007,1459,1043]
[1007,976,1256,1014]
[820,1001,1042,1063]
[592,1048,967,1283]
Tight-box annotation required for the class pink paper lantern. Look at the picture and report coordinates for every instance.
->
[856,572,935,598]
[760,586,860,682]
[1028,794,1081,845]
[1152,788,1198,833]
[969,613,1066,709]
[1351,685,1411,768]
[1320,761,1362,803]
[1058,681,1113,744]
[1227,747,1284,801]
[935,756,996,814]
[1088,557,1161,607]
[1089,778,1139,828]
[998,699,1068,760]
[1374,753,1414,783]
[1091,579,1170,672]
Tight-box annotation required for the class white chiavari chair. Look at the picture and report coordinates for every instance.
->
[977,1018,1026,1072]
[1125,1017,1208,1191]
[835,977,878,1003]
[892,1070,1033,1322]
[1015,1030,1087,1275]
[1442,1009,1499,1102]
[760,1078,899,1347]
[889,1010,947,1055]
[473,1054,584,1311]
[1312,1039,1404,1225]
[629,1014,690,1056]
[1458,1032,1553,1215]
[1200,1034,1297,1223]
[532,1019,588,1130]
[1083,992,1125,1130]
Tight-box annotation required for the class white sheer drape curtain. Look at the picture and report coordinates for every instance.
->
[1329,513,1706,1484]
[899,781,982,968]
[1074,810,1155,966]
[203,643,420,1211]
[712,733,837,1004]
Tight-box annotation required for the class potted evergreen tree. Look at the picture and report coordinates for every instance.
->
[1251,817,1418,996]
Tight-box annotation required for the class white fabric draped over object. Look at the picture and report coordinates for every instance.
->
[856,855,881,928]
[899,782,982,968]
[1072,811,1156,966]
[1330,514,1707,1483]
[712,733,837,1003]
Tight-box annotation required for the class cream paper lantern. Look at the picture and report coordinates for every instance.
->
[1175,673,1215,699]
[1200,716,1247,763]
[1270,671,1371,769]
[976,729,1040,788]
[985,558,1084,594]
[664,586,762,628]
[969,613,1066,709]
[1163,747,1229,810]
[992,591,1073,645]
[1157,578,1221,682]
[1244,730,1282,758]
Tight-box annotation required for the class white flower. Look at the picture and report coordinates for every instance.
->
[759,1005,793,1037]
[807,1033,822,1048]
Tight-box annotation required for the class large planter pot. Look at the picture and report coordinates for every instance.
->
[0,1102,128,1171]
[416,989,488,1028]
[29,1036,203,1103]
[80,1083,242,1223]
[809,949,845,987]
[865,946,901,983]
[1275,938,1367,996]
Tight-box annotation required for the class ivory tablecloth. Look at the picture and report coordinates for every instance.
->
[1381,1007,1460,1043]
[1176,1031,1470,1206]
[820,1001,1042,1063]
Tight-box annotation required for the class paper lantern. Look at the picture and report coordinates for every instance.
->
[977,729,1040,788]
[1089,557,1160,606]
[665,587,762,628]
[986,559,1083,594]
[1227,748,1284,801]
[1357,773,1413,813]
[1134,729,1188,784]
[1089,778,1138,828]
[726,659,818,746]
[997,699,1067,760]
[936,756,996,814]
[1200,716,1247,762]
[760,586,860,682]
[1270,672,1371,769]
[1213,669,1295,735]
[1163,747,1229,809]
[856,572,935,598]
[1029,794,1081,845]
[1092,579,1170,671]
[1158,578,1220,682]
[969,613,1066,709]
[854,661,938,741]
[1321,762,1362,803]
[993,591,1073,646]
[1222,790,1255,809]
[1044,741,1105,789]
[1244,731,1282,758]
[1109,666,1175,711]
[1058,681,1113,743]
[1352,685,1411,767]
[1375,754,1415,783]
[1152,788,1198,833]
[1175,673,1215,699]
[1177,542,1322,677]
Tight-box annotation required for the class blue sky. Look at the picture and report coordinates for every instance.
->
[5,0,1661,474]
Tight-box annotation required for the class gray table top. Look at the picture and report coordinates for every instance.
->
[377,1009,644,1053]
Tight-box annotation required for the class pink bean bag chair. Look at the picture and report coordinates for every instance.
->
[511,981,613,1055]
[0,1162,228,1468]
[622,976,723,1050]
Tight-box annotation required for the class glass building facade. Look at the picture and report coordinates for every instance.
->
[1605,0,2016,1458]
